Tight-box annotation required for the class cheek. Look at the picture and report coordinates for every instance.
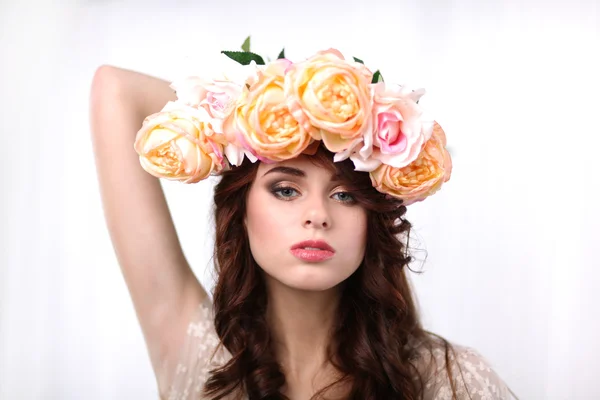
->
[245,191,292,255]
[345,213,368,254]
[247,209,279,244]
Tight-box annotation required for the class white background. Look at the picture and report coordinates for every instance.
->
[0,0,598,398]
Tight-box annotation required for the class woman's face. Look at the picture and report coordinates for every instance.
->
[245,156,368,292]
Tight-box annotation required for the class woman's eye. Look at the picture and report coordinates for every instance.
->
[272,186,299,200]
[332,192,357,204]
[271,186,357,204]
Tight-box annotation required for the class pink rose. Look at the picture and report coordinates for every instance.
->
[342,83,434,172]
[170,77,243,131]
[369,122,452,205]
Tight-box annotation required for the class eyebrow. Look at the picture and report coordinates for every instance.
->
[262,166,342,181]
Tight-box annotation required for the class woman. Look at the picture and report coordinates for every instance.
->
[89,49,516,399]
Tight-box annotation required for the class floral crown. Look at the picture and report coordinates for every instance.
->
[134,37,452,206]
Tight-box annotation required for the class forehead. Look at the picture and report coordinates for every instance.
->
[256,156,336,177]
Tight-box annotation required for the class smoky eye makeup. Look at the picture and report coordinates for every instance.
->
[265,176,300,189]
[266,180,359,204]
[263,178,299,195]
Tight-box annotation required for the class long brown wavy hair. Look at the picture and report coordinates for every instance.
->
[204,143,466,399]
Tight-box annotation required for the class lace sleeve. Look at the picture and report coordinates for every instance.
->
[165,297,232,400]
[162,303,516,400]
[422,344,517,400]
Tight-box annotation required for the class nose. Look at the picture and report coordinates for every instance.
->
[303,196,331,229]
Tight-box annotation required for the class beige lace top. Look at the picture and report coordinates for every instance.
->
[164,297,517,400]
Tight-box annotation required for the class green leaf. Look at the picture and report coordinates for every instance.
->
[371,70,384,83]
[221,51,265,65]
[353,56,364,64]
[278,48,285,59]
[241,36,251,52]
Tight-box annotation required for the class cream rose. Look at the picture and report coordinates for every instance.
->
[225,59,313,162]
[369,122,452,205]
[284,49,373,153]
[134,101,228,183]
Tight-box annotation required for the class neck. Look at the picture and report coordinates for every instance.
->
[264,276,342,378]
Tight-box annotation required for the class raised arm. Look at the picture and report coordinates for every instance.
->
[89,65,208,393]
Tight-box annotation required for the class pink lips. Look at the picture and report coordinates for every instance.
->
[290,240,335,262]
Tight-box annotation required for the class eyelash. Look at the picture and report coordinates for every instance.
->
[270,185,357,204]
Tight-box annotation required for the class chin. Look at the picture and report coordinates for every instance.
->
[270,264,356,292]
[283,279,341,292]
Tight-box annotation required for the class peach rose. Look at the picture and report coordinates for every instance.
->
[225,59,313,162]
[134,101,229,183]
[284,49,373,153]
[369,122,452,205]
